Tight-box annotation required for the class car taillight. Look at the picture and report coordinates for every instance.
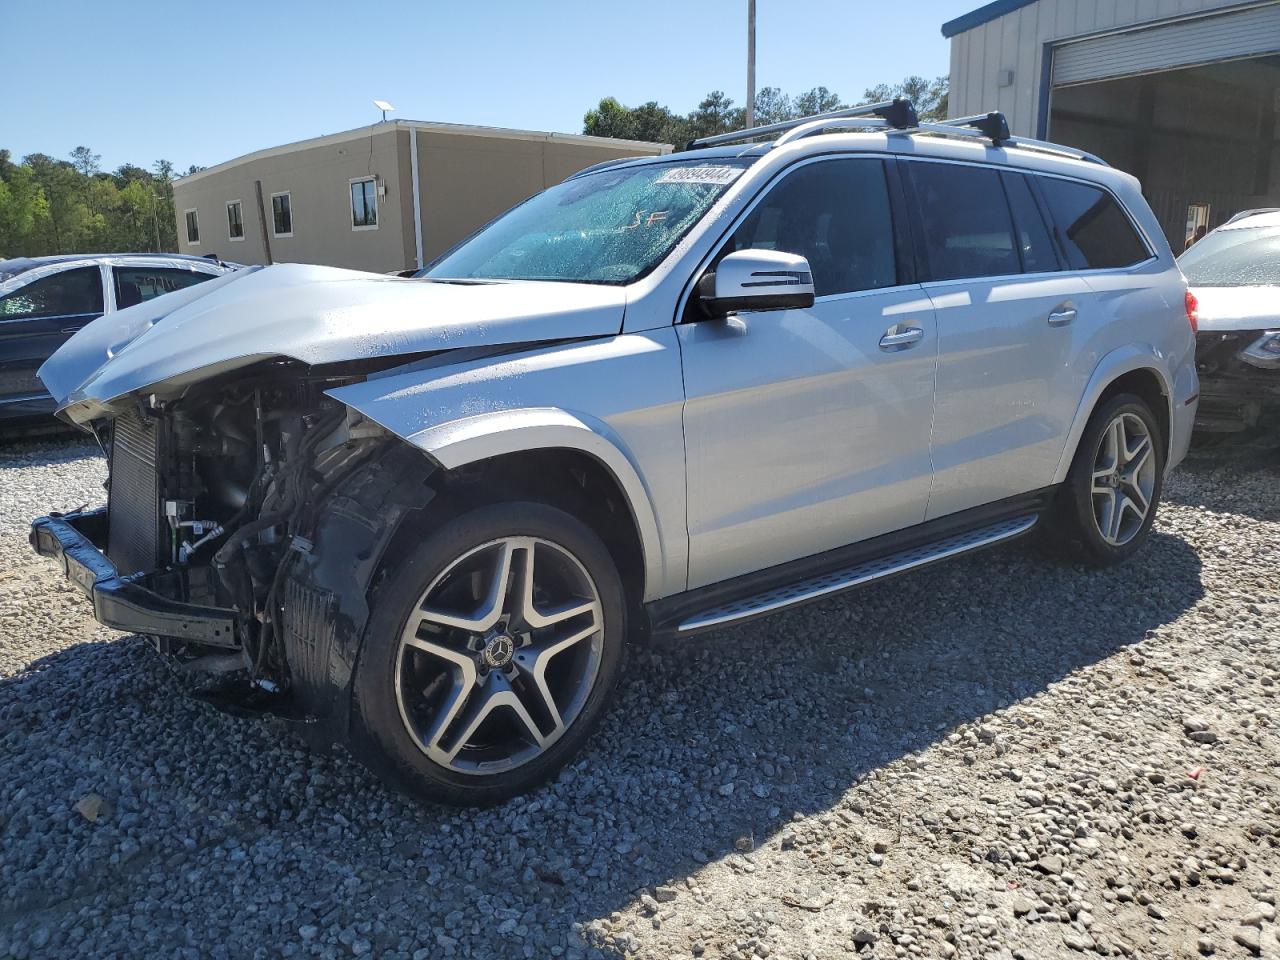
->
[1185,290,1198,334]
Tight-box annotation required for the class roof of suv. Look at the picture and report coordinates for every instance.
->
[571,128,1132,199]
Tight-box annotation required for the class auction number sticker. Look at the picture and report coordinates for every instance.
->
[656,166,743,186]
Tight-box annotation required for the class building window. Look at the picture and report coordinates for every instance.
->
[184,208,200,245]
[226,200,244,241]
[350,178,378,230]
[271,192,293,237]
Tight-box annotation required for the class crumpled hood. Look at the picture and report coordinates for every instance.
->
[1190,285,1280,332]
[39,262,627,422]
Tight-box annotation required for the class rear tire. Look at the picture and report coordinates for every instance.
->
[351,501,627,806]
[1046,393,1164,567]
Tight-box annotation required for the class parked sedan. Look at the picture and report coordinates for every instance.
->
[0,254,238,433]
[1178,210,1280,436]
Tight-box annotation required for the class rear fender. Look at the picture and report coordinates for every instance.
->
[1053,345,1176,483]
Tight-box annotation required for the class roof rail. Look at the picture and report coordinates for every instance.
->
[920,112,1109,165]
[684,98,918,151]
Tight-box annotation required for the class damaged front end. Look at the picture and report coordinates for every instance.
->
[1194,329,1280,433]
[31,360,436,736]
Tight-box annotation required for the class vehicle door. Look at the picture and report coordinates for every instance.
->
[0,265,106,410]
[678,156,938,590]
[903,159,1093,519]
[110,265,218,310]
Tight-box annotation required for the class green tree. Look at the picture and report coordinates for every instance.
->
[0,166,50,256]
[864,75,950,121]
[752,87,795,125]
[69,146,101,178]
[792,86,844,117]
[687,91,743,141]
[0,148,187,256]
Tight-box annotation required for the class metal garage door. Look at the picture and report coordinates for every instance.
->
[1052,2,1280,87]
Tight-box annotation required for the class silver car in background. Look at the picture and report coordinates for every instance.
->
[30,102,1197,805]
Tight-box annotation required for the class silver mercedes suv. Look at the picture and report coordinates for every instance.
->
[31,101,1198,805]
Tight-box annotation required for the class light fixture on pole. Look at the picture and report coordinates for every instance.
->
[745,0,756,128]
[373,99,395,122]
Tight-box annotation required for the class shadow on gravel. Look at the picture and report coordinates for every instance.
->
[0,519,1206,957]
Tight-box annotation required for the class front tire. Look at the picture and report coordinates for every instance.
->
[351,501,627,806]
[1047,393,1164,566]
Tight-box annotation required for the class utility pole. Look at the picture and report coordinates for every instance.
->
[745,0,756,128]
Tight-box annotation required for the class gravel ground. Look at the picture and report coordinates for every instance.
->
[1,433,1276,960]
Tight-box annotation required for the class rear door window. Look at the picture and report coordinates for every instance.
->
[1002,173,1060,274]
[0,266,104,320]
[1036,177,1150,270]
[113,267,214,309]
[906,161,1020,281]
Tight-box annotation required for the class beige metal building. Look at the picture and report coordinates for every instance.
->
[943,0,1280,246]
[173,121,669,273]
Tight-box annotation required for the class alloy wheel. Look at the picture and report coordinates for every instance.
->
[394,537,604,775]
[1090,412,1156,546]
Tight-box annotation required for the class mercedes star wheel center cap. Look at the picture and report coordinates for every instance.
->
[482,634,515,669]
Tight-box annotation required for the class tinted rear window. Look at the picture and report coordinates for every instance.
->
[907,162,1020,281]
[1037,178,1149,270]
[0,266,104,320]
[1002,173,1059,273]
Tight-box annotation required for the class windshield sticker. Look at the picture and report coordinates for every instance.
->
[656,166,743,186]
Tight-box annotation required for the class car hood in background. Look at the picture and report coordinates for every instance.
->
[38,263,628,423]
[1190,285,1280,332]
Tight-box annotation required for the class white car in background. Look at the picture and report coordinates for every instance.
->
[1178,209,1280,435]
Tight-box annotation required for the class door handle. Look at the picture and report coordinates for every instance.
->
[1047,305,1077,327]
[879,325,924,350]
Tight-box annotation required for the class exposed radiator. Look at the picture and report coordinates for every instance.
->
[106,410,163,576]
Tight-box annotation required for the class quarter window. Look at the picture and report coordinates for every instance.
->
[725,158,897,298]
[271,192,293,237]
[350,178,378,229]
[1036,177,1149,270]
[1001,173,1059,273]
[0,267,104,320]
[908,162,1020,281]
[226,201,244,240]
[114,267,214,309]
[185,209,200,245]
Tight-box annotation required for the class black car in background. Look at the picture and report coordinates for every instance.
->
[0,254,238,433]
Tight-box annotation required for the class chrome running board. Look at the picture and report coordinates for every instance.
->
[676,514,1038,634]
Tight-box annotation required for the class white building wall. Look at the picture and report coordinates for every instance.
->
[947,0,1250,135]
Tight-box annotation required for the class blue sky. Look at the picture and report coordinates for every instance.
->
[3,0,977,172]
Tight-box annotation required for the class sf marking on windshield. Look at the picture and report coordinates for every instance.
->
[623,210,671,230]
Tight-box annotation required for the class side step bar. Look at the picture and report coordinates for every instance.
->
[676,514,1038,634]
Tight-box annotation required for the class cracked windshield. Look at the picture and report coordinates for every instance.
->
[425,160,749,284]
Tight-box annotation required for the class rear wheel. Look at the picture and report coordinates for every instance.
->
[1047,393,1164,566]
[352,501,626,805]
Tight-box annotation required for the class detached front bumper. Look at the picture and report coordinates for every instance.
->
[30,508,238,645]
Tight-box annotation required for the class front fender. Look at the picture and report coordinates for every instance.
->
[407,406,667,600]
[1052,343,1178,484]
[327,334,688,602]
